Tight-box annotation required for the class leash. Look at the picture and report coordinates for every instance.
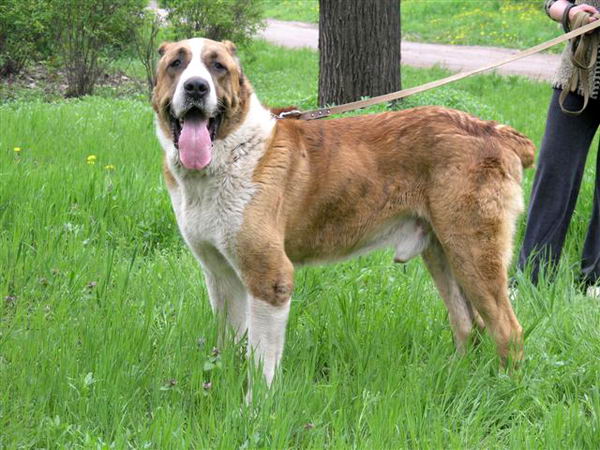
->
[279,12,600,121]
[559,12,600,115]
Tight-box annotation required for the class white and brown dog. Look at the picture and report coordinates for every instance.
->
[152,38,534,386]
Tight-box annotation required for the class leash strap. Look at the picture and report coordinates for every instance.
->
[279,14,600,121]
[559,12,600,115]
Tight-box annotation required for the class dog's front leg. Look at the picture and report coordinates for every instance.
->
[203,269,248,342]
[240,246,294,387]
[197,245,248,342]
[248,296,291,386]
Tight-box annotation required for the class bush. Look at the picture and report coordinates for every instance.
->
[165,0,264,46]
[0,0,51,77]
[50,0,147,97]
[131,10,164,98]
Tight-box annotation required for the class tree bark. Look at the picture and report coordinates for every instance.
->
[318,0,401,107]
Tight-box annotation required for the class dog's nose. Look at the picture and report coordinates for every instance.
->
[184,77,210,98]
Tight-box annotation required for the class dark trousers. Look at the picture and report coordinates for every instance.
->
[518,89,600,286]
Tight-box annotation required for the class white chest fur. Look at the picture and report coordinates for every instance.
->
[159,94,275,261]
[170,170,253,258]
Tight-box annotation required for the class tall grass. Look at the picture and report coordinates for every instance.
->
[1,41,599,447]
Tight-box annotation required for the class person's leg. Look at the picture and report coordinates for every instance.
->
[581,139,600,289]
[519,89,600,284]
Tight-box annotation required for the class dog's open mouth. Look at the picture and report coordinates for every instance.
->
[170,107,221,170]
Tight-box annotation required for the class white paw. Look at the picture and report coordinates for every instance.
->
[585,286,600,298]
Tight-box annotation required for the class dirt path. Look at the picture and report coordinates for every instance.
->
[260,19,562,81]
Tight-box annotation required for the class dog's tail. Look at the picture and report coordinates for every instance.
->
[494,124,535,169]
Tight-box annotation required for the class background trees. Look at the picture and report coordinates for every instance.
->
[164,0,264,45]
[318,0,401,106]
[0,0,263,97]
[0,0,51,77]
[51,0,147,97]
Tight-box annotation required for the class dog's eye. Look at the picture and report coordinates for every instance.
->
[170,59,181,68]
[213,61,226,71]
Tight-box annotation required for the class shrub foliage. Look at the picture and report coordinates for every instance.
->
[0,0,262,95]
[164,0,264,45]
[0,0,51,76]
[131,11,164,98]
[50,0,147,97]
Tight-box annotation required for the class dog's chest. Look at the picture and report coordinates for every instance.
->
[170,169,257,257]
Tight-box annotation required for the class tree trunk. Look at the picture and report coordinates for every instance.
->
[318,0,401,107]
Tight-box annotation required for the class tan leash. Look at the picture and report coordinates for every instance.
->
[279,13,600,121]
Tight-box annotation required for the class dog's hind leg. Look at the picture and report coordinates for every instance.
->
[429,210,523,367]
[426,146,525,367]
[422,236,484,354]
[442,241,522,368]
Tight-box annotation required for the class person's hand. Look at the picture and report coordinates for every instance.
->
[569,3,599,24]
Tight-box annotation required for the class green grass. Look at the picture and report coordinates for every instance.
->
[265,0,566,52]
[264,0,319,23]
[1,40,600,447]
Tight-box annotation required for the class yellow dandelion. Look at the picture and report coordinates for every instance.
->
[104,164,115,170]
[87,155,97,165]
[13,147,22,153]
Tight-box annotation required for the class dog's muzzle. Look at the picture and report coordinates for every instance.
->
[166,79,222,171]
[183,77,210,101]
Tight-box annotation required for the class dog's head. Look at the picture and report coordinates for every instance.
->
[152,38,251,171]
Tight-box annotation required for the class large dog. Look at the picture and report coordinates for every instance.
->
[152,38,534,386]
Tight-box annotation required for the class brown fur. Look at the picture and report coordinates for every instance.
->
[154,38,535,367]
[237,107,533,364]
[152,41,191,139]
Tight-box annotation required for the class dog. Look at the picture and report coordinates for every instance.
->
[152,38,534,387]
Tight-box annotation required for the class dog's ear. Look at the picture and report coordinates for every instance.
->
[222,40,245,87]
[223,40,237,57]
[158,42,172,57]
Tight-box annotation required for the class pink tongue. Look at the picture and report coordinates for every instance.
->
[178,117,212,170]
